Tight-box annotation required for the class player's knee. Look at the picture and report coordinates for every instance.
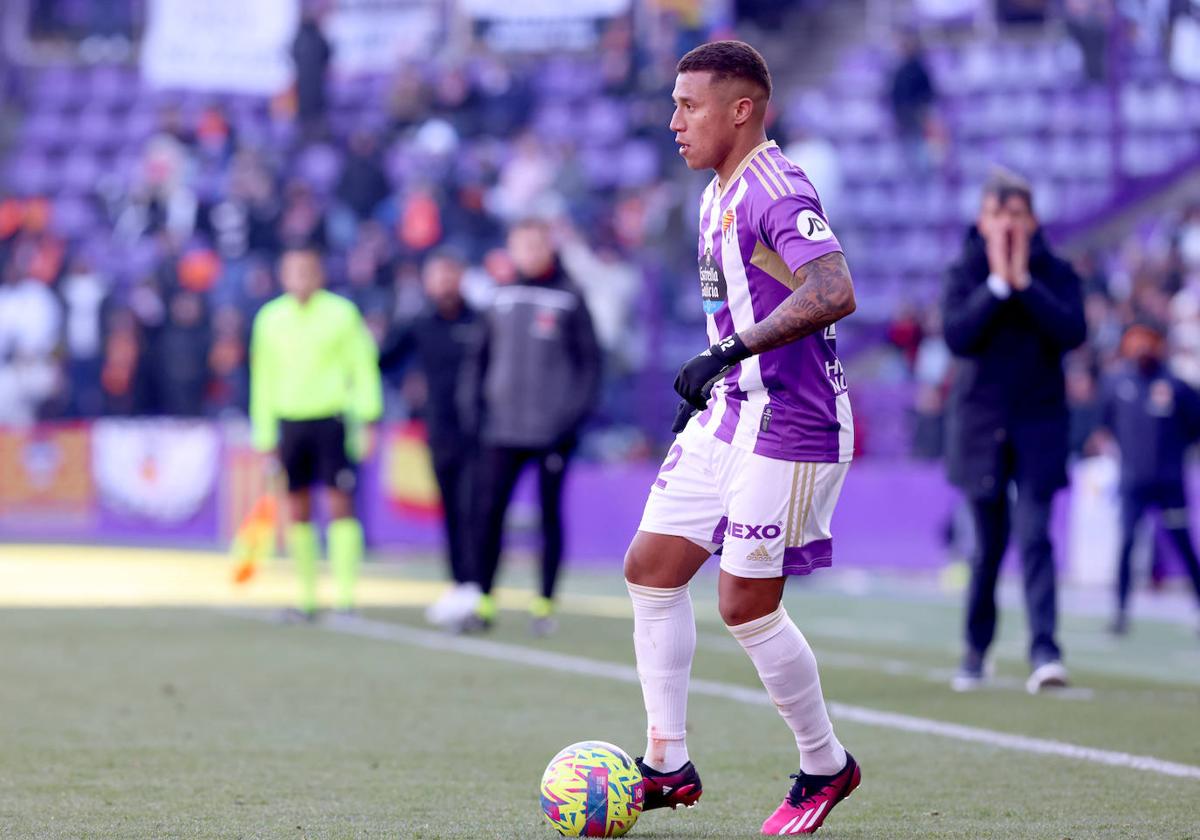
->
[326,489,354,521]
[288,492,313,522]
[719,596,761,628]
[718,586,781,628]
[623,542,650,585]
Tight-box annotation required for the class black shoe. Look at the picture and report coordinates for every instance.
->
[325,608,361,627]
[951,650,987,692]
[278,607,318,624]
[635,758,703,810]
[1108,613,1129,636]
[455,613,493,634]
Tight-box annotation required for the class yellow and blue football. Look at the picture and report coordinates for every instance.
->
[540,740,644,837]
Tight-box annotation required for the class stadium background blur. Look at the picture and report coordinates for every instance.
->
[1,0,1199,576]
[4,3,1200,839]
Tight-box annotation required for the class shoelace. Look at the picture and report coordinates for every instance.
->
[786,773,834,809]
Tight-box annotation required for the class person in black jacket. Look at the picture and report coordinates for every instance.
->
[458,219,602,635]
[942,171,1087,694]
[379,250,482,626]
[291,11,332,139]
[1098,321,1200,635]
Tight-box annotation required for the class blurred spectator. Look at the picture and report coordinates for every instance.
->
[1064,0,1112,83]
[277,181,327,251]
[997,0,1050,24]
[195,105,237,163]
[458,220,602,634]
[0,252,62,424]
[206,306,248,415]
[115,134,201,246]
[1098,321,1200,635]
[783,126,843,221]
[887,303,925,371]
[291,11,332,138]
[153,290,211,417]
[888,31,937,166]
[337,132,390,222]
[59,257,110,417]
[380,250,483,625]
[1065,361,1102,456]
[942,171,1086,693]
[912,308,951,459]
[100,311,146,415]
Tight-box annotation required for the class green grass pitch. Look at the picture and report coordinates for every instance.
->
[0,547,1198,839]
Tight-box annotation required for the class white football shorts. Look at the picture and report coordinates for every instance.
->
[638,420,849,579]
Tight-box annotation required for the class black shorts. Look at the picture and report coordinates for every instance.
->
[278,417,357,493]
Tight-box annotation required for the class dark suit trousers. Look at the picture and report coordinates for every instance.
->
[965,487,1061,664]
[473,439,575,599]
[1116,483,1200,614]
[431,443,475,586]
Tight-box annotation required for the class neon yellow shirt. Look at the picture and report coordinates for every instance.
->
[249,290,383,451]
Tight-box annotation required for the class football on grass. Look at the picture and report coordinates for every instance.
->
[540,741,644,837]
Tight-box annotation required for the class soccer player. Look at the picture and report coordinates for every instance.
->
[625,41,859,835]
[250,246,383,620]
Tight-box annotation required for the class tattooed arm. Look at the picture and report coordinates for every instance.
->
[672,251,856,411]
[739,252,856,354]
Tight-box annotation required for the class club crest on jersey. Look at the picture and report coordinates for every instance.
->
[796,209,833,242]
[721,208,735,243]
[699,248,728,315]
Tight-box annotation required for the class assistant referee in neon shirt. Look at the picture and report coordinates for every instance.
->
[250,246,383,618]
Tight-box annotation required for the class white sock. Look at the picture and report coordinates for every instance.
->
[728,605,847,776]
[627,580,695,772]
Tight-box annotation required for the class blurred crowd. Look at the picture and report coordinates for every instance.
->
[0,11,702,437]
[2,1,1200,465]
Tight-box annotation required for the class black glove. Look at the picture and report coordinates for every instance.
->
[670,400,696,434]
[673,333,751,410]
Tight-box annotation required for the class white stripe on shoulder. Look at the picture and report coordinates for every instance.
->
[492,285,577,311]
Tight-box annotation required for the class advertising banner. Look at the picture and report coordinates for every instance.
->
[91,418,221,539]
[141,0,298,94]
[461,0,631,52]
[3,419,1199,581]
[0,424,94,531]
[326,0,443,74]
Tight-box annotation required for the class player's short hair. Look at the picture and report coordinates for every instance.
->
[424,245,467,267]
[509,217,551,236]
[983,166,1034,212]
[677,40,772,100]
[280,243,323,260]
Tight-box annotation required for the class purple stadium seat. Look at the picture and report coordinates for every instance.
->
[21,111,70,152]
[6,151,53,195]
[51,195,99,239]
[59,150,104,195]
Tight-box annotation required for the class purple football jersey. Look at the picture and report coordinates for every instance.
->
[693,141,853,463]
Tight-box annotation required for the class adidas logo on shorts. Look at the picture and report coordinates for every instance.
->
[747,544,772,564]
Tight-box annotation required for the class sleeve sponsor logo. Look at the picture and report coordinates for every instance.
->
[698,249,728,315]
[796,209,833,241]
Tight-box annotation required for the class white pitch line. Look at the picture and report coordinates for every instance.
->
[696,633,1097,701]
[234,611,1200,781]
